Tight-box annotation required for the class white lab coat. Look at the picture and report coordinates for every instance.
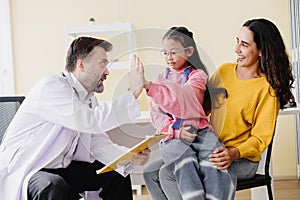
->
[0,71,141,200]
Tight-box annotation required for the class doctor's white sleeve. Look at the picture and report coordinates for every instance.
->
[90,132,135,177]
[31,76,140,134]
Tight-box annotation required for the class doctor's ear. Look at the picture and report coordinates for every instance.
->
[76,59,85,72]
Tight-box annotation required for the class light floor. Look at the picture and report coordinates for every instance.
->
[133,179,300,200]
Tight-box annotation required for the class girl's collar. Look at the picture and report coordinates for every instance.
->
[169,65,193,73]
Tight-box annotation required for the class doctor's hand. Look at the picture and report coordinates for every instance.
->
[131,148,151,166]
[209,146,240,170]
[129,55,146,99]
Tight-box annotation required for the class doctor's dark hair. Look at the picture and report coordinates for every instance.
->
[65,37,113,72]
[243,18,295,108]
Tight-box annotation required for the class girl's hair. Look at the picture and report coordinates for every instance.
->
[65,37,112,72]
[162,27,222,114]
[243,18,296,108]
[162,27,208,75]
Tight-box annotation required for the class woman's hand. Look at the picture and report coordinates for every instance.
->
[129,55,146,99]
[180,126,197,143]
[131,148,151,166]
[209,147,240,170]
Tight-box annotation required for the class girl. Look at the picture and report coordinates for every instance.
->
[142,27,235,200]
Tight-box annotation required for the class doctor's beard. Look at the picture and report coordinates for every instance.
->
[94,81,104,93]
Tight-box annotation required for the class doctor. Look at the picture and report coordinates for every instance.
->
[0,37,150,200]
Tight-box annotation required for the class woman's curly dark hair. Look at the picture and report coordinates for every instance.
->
[243,18,296,109]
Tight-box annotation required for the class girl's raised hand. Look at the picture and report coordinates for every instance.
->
[129,55,145,99]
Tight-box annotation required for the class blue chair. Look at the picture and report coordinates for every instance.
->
[0,96,25,144]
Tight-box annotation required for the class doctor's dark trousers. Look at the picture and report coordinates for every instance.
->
[27,160,133,200]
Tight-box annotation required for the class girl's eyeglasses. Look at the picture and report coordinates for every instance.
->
[160,47,191,57]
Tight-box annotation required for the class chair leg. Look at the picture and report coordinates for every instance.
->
[267,184,273,200]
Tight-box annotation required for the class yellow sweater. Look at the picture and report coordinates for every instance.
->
[210,63,280,162]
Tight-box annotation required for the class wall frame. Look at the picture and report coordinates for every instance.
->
[65,22,136,70]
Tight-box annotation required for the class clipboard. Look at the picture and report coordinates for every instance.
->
[96,133,167,174]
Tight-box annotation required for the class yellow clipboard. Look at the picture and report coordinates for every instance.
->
[96,133,167,174]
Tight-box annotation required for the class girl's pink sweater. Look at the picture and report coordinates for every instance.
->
[147,66,212,141]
